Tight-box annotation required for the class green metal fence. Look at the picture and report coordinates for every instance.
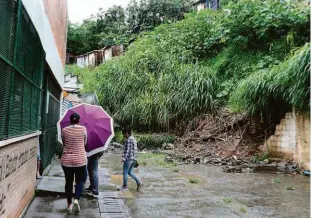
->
[0,0,45,140]
[40,74,61,169]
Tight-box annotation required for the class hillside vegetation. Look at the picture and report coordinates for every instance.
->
[73,0,310,131]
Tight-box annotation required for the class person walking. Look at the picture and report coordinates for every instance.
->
[85,151,103,198]
[61,113,87,214]
[120,127,143,192]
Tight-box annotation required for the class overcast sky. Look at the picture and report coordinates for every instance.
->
[68,0,131,23]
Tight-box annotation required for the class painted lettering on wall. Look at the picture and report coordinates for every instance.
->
[0,193,6,215]
[5,152,18,179]
[0,144,36,183]
[18,148,28,168]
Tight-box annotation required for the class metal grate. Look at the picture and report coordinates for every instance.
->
[9,72,23,136]
[41,73,61,168]
[14,5,30,73]
[0,0,17,62]
[0,59,12,139]
[22,80,32,132]
[98,193,132,218]
[31,86,38,130]
[0,1,45,141]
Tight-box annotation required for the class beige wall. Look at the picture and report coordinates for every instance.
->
[196,3,206,11]
[264,112,310,170]
[43,0,68,66]
[104,48,113,61]
[0,136,38,217]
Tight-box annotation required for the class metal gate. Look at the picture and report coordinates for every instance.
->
[40,72,61,169]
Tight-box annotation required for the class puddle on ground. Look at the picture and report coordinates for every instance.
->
[100,151,310,218]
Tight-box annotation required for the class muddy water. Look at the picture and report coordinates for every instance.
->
[100,151,310,218]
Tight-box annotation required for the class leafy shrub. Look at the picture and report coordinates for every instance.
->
[112,130,124,144]
[77,0,309,130]
[189,178,200,184]
[138,153,178,168]
[230,43,310,122]
[136,134,176,149]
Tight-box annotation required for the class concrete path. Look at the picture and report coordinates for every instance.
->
[24,159,132,218]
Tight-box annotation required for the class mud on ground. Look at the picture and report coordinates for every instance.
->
[174,109,275,164]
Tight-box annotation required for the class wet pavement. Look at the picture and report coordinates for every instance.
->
[24,159,131,218]
[102,151,310,218]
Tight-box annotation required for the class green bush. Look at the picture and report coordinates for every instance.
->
[230,43,310,122]
[112,130,124,144]
[136,134,176,149]
[78,0,309,130]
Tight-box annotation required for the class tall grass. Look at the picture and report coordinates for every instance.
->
[73,0,309,130]
[230,43,310,122]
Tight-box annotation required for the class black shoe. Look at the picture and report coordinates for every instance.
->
[137,182,143,191]
[91,192,99,198]
[86,190,99,198]
[85,187,92,192]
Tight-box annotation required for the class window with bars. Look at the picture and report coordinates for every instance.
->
[0,0,45,140]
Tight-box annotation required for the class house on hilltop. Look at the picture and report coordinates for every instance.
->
[76,44,124,68]
[192,0,219,11]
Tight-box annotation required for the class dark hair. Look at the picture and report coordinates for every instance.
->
[70,113,80,124]
[122,126,132,135]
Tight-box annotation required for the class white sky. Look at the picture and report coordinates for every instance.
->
[68,0,131,23]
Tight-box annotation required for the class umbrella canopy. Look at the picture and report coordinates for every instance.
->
[57,103,114,157]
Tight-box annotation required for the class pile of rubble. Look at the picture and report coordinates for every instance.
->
[159,110,304,174]
[222,158,301,174]
[162,146,301,174]
[172,110,270,164]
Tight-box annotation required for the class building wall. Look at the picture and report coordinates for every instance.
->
[77,56,84,68]
[84,56,89,67]
[264,112,310,169]
[88,53,96,67]
[43,0,68,66]
[112,45,124,57]
[105,48,113,61]
[22,0,65,87]
[0,136,38,217]
[196,3,206,11]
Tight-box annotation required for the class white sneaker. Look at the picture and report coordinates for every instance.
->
[67,204,73,213]
[73,199,80,213]
[119,186,129,192]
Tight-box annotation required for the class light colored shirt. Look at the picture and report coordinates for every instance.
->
[61,124,87,167]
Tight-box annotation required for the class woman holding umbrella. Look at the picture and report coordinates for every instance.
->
[58,103,115,212]
[61,113,87,214]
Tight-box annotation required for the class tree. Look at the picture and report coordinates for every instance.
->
[127,0,191,34]
[67,1,192,54]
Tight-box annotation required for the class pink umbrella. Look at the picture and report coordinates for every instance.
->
[58,103,114,157]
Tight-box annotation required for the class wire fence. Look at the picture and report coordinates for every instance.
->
[0,0,45,140]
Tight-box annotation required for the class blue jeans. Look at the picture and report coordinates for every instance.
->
[87,155,99,195]
[62,165,86,205]
[123,160,140,188]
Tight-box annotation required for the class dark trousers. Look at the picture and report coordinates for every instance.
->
[62,165,87,205]
[87,154,99,195]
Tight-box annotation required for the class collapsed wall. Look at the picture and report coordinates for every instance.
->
[262,112,310,170]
